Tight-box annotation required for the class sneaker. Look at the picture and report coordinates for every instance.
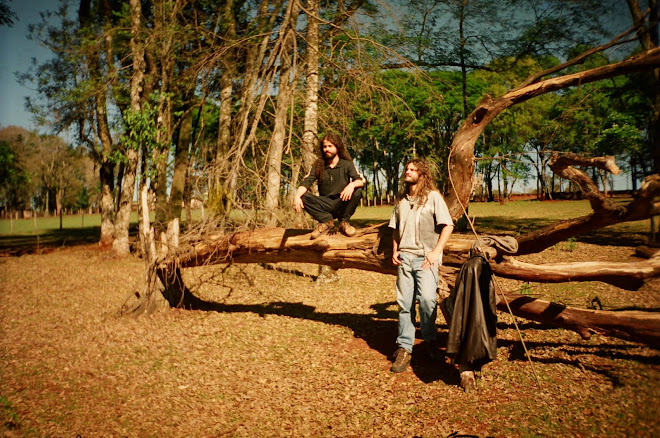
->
[390,348,412,373]
[338,220,356,237]
[310,220,334,239]
[460,370,476,393]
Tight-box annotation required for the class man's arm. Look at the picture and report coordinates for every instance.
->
[422,224,454,270]
[293,186,308,212]
[339,178,364,201]
[340,161,366,201]
[392,229,402,266]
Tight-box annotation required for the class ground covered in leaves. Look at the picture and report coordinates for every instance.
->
[1,239,659,437]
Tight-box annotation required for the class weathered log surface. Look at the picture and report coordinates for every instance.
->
[491,256,660,291]
[169,223,476,274]
[161,224,660,347]
[497,293,660,347]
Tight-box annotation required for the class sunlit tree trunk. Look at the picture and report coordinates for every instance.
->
[113,0,145,255]
[301,0,320,173]
[265,0,299,225]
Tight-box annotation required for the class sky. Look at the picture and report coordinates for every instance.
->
[0,0,62,132]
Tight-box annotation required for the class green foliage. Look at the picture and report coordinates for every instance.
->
[0,139,32,211]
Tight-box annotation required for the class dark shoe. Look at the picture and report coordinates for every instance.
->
[310,220,334,239]
[460,370,476,393]
[390,348,412,373]
[338,220,356,237]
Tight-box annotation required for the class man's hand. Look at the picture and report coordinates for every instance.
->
[340,183,355,201]
[293,195,304,213]
[392,249,402,266]
[422,249,442,270]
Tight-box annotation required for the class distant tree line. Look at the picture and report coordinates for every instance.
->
[0,126,98,217]
[2,0,656,253]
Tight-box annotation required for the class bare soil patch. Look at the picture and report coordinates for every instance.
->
[1,242,659,437]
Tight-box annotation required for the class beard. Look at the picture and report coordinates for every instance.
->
[404,175,419,185]
[324,150,337,160]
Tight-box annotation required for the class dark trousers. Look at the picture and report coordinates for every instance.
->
[302,188,362,223]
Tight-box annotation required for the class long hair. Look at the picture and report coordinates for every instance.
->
[398,158,437,207]
[313,132,352,181]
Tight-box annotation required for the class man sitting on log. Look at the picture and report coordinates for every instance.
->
[389,158,454,373]
[293,132,365,239]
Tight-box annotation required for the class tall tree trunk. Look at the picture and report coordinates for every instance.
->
[301,0,320,173]
[170,107,192,222]
[152,0,176,231]
[113,0,146,255]
[227,0,285,199]
[214,0,236,202]
[99,161,115,245]
[265,0,299,225]
[80,0,117,246]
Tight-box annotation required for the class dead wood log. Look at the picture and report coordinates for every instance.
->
[516,167,660,256]
[496,293,660,347]
[160,224,660,347]
[491,256,660,291]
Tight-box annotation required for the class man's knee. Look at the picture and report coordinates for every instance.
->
[353,187,363,200]
[418,292,437,311]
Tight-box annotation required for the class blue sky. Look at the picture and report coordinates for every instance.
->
[0,0,62,132]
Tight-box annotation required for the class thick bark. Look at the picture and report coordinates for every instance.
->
[79,0,116,246]
[159,224,660,346]
[113,0,145,256]
[496,293,660,347]
[491,257,660,291]
[170,107,192,222]
[214,0,237,192]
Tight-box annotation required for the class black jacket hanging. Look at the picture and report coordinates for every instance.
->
[445,254,498,370]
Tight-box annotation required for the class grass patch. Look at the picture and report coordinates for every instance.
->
[0,396,19,430]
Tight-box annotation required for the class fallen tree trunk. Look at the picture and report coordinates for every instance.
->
[159,224,660,348]
[496,293,660,347]
[491,256,660,291]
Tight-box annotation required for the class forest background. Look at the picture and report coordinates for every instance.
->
[0,0,657,256]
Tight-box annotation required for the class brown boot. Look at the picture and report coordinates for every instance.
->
[310,220,334,239]
[390,348,412,373]
[338,220,356,237]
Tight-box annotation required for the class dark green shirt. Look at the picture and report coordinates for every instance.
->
[301,159,364,197]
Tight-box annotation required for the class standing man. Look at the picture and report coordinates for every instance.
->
[293,132,365,239]
[388,158,454,373]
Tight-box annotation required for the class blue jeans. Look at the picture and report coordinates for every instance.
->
[396,252,439,352]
